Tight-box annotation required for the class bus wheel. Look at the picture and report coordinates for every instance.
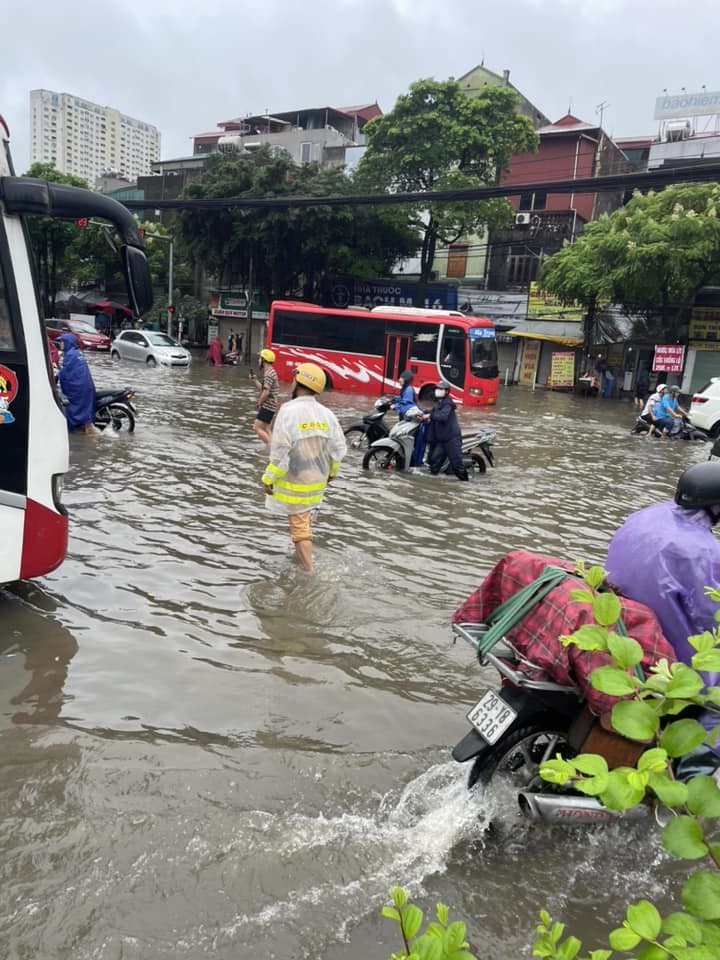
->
[419,385,435,403]
[323,371,333,391]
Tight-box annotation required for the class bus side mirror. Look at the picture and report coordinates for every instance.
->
[120,245,153,317]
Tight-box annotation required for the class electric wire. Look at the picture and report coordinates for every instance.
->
[121,162,720,213]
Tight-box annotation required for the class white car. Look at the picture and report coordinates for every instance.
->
[111,330,191,367]
[689,378,720,436]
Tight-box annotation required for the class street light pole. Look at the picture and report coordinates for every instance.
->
[167,238,174,336]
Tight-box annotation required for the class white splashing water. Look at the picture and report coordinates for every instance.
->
[212,761,491,950]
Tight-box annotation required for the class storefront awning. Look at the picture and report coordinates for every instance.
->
[506,330,584,347]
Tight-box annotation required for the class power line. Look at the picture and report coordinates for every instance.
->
[122,162,720,213]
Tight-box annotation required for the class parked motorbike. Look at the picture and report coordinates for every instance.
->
[451,621,649,824]
[361,407,495,475]
[631,414,707,442]
[94,388,136,432]
[344,397,392,450]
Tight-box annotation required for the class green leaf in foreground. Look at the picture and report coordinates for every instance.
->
[662,815,710,859]
[682,870,720,919]
[611,699,658,740]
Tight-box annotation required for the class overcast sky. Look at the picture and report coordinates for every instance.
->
[2,0,719,174]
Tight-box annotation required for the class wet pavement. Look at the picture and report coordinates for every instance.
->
[0,355,708,959]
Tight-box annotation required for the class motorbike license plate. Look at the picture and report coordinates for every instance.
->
[467,691,517,745]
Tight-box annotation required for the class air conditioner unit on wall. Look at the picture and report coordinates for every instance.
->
[515,213,531,225]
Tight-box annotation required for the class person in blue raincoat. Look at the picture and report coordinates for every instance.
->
[606,462,720,772]
[58,333,96,434]
[392,370,417,420]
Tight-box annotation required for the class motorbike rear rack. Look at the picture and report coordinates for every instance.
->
[452,622,581,696]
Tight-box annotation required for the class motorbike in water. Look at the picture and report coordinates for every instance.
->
[344,397,392,450]
[94,388,136,432]
[631,414,707,442]
[361,407,496,475]
[450,550,683,825]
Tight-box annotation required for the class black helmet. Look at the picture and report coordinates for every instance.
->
[675,462,720,509]
[400,370,413,384]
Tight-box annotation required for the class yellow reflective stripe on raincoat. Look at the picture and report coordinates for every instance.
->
[272,490,325,506]
[274,479,326,493]
[264,463,287,477]
[328,458,340,478]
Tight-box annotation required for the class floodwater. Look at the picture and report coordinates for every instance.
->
[0,356,709,960]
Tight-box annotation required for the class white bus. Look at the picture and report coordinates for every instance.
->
[0,113,152,583]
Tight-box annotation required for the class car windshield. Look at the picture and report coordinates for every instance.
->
[68,319,100,334]
[147,333,177,347]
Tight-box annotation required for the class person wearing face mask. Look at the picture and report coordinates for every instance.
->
[423,381,468,480]
[606,462,720,770]
[261,363,347,572]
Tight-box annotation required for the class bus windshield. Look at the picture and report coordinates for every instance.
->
[469,330,499,379]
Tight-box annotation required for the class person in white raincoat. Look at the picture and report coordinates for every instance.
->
[262,362,347,572]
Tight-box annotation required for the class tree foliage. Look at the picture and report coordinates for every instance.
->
[534,568,720,960]
[172,148,418,302]
[355,78,539,297]
[541,182,720,339]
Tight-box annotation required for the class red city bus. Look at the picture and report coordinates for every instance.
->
[267,301,499,405]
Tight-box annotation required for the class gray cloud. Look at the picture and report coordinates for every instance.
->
[2,0,718,174]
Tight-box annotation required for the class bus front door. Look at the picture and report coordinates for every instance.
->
[383,334,412,393]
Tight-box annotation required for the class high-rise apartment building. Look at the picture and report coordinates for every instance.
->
[30,89,161,186]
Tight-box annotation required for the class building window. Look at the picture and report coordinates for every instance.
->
[300,142,312,163]
[446,244,469,279]
[507,254,539,286]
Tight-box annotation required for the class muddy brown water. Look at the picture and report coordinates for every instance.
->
[0,355,707,959]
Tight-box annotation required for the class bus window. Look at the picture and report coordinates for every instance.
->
[408,324,440,363]
[440,325,466,387]
[0,278,14,351]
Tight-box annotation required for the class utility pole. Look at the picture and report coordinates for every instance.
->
[167,237,174,336]
[245,255,254,362]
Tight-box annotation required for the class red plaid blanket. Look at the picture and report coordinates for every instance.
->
[452,550,676,717]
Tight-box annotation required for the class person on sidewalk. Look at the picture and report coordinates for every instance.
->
[261,363,346,572]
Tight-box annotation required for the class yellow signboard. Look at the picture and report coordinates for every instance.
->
[519,340,541,385]
[689,307,720,342]
[547,351,576,389]
[527,282,584,321]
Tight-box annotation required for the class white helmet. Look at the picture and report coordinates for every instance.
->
[656,383,667,393]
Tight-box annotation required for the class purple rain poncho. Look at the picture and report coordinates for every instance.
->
[58,333,96,429]
[606,499,720,750]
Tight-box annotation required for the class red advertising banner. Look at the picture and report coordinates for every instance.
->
[653,344,685,373]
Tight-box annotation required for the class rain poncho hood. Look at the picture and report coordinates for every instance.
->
[262,395,346,515]
[606,500,720,749]
[58,333,95,429]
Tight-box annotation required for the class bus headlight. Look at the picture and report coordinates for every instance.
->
[51,473,66,512]
[468,387,483,395]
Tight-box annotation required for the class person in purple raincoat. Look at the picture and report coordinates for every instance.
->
[606,462,720,769]
[58,333,96,434]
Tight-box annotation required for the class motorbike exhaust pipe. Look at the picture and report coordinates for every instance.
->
[518,792,648,824]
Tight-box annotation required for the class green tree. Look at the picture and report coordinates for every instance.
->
[355,78,538,302]
[541,182,720,342]
[173,148,417,302]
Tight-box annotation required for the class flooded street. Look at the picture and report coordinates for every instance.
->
[0,355,708,960]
